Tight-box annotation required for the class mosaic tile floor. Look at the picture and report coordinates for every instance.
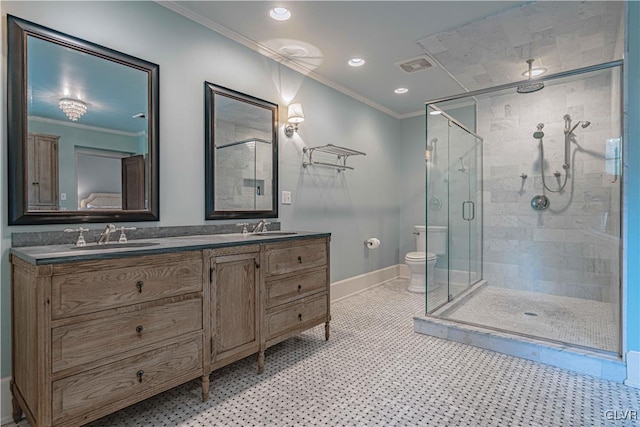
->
[13,279,639,426]
[442,285,618,352]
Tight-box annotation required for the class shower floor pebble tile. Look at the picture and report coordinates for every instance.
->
[11,279,640,426]
[443,285,618,351]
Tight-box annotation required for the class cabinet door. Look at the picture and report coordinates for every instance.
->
[27,133,59,208]
[211,252,260,365]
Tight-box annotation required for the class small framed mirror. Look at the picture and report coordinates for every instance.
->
[205,83,278,220]
[7,15,159,225]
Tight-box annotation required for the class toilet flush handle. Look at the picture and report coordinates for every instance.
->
[412,231,420,235]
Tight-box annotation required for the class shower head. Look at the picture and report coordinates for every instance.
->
[533,131,544,139]
[569,120,591,134]
[517,59,545,94]
[517,82,544,94]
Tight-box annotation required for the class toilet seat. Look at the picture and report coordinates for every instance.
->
[405,251,437,262]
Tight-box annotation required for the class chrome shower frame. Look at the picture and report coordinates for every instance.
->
[425,59,625,356]
[425,60,622,105]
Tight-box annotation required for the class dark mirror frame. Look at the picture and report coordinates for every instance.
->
[204,82,278,220]
[7,15,160,225]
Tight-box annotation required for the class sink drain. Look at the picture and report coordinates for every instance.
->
[524,312,538,316]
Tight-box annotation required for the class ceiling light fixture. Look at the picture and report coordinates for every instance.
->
[521,60,547,78]
[394,87,408,94]
[429,110,442,115]
[348,58,365,67]
[58,98,87,121]
[269,7,291,21]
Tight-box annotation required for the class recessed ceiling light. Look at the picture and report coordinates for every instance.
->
[348,58,366,67]
[429,110,442,115]
[269,7,291,21]
[522,67,547,78]
[394,87,408,94]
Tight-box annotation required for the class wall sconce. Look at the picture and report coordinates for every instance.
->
[285,102,304,137]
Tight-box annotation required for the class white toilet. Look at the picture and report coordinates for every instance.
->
[405,225,447,293]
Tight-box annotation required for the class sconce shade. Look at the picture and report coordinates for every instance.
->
[287,102,305,124]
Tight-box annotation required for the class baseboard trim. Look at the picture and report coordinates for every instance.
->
[625,351,640,388]
[1,376,14,425]
[331,265,400,302]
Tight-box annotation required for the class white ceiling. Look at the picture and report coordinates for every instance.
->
[159,1,623,119]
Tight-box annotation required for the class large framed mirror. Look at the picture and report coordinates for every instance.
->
[205,83,278,220]
[7,15,159,225]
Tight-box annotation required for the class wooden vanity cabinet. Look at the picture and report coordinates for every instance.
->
[206,245,262,373]
[260,237,331,365]
[10,251,208,427]
[206,237,331,377]
[11,235,330,426]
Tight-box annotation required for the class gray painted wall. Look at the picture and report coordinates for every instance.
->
[0,1,400,378]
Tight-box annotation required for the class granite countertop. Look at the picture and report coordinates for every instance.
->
[10,231,331,265]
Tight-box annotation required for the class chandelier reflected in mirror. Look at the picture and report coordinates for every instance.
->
[58,98,87,121]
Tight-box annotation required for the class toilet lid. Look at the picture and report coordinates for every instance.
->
[405,251,437,261]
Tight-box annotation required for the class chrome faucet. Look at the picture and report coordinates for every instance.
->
[251,220,271,233]
[252,220,266,233]
[97,223,117,244]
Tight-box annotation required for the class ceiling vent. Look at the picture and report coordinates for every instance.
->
[395,55,435,74]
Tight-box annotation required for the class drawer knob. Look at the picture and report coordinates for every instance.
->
[298,313,302,321]
[136,281,144,293]
[136,325,144,337]
[297,284,302,292]
[297,256,302,263]
[136,370,144,383]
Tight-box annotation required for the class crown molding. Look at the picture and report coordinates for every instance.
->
[28,116,145,137]
[155,1,404,119]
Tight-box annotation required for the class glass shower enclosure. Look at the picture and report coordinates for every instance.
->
[424,62,622,354]
[425,108,483,312]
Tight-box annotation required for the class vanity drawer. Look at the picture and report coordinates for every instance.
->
[52,297,202,373]
[265,240,327,276]
[51,252,203,318]
[266,294,327,341]
[52,336,202,424]
[266,268,327,309]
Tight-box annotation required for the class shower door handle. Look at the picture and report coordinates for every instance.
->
[462,201,475,221]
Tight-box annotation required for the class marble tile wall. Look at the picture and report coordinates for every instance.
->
[477,67,622,302]
[419,2,623,92]
[215,119,273,211]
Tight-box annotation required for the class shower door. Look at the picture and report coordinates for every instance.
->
[447,121,483,302]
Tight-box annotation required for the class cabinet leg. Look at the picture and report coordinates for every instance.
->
[257,350,265,374]
[325,321,330,341]
[201,374,210,402]
[10,381,23,423]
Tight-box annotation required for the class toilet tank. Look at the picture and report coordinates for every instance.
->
[414,225,427,252]
[427,225,447,255]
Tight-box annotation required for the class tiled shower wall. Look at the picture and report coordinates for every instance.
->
[478,67,621,303]
[215,120,273,210]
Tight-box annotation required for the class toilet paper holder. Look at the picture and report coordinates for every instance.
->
[364,238,381,249]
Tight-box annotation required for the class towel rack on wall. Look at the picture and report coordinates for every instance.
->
[302,144,366,172]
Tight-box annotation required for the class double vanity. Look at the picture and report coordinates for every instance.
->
[10,231,331,427]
